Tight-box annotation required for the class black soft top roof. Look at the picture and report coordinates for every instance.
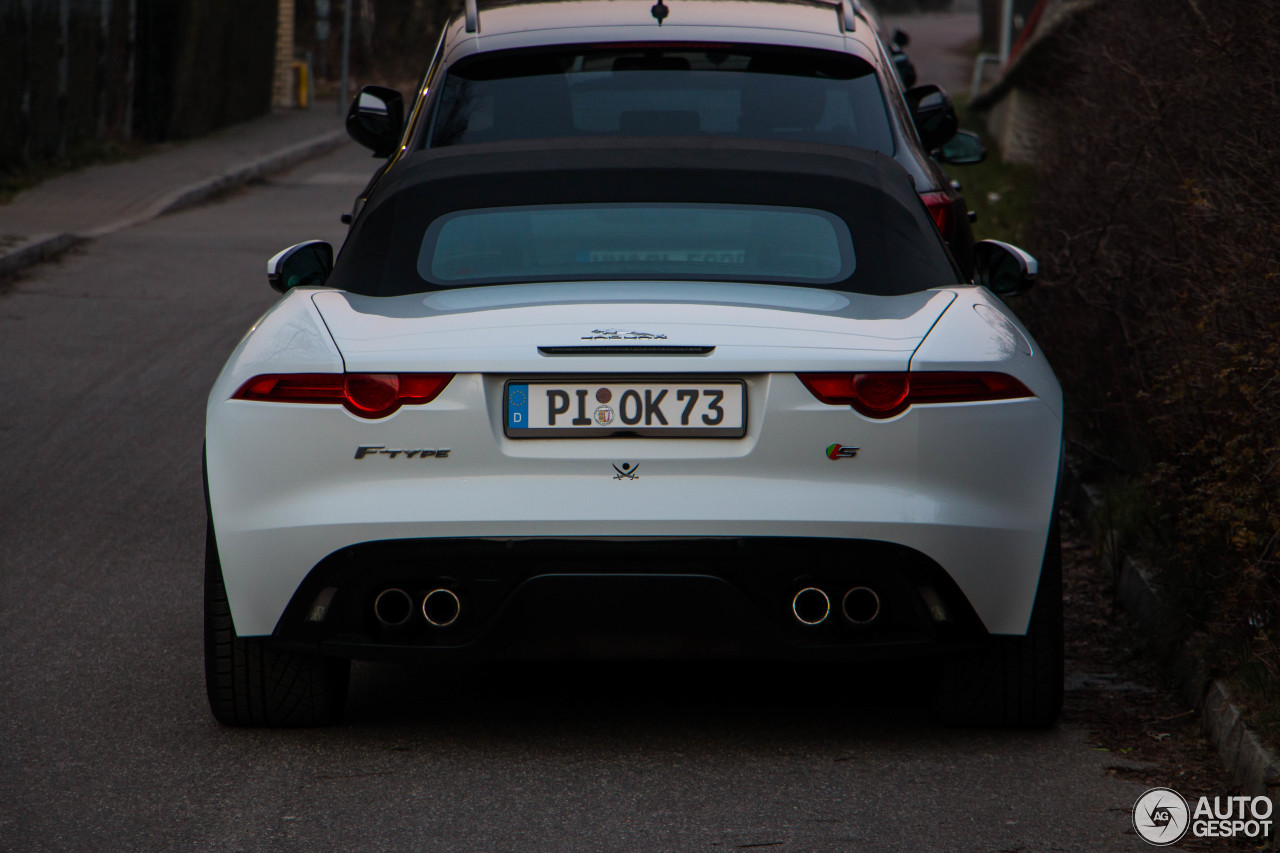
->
[329,137,962,296]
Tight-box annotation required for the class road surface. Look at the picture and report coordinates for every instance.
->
[0,145,1158,852]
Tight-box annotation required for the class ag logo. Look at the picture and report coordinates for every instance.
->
[1133,787,1189,846]
[825,443,859,460]
[612,462,639,480]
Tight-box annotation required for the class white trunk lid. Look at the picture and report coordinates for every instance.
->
[312,282,953,373]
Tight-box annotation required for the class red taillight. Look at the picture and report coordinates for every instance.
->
[797,373,910,418]
[342,374,400,415]
[920,191,953,240]
[233,373,453,419]
[907,372,1033,404]
[234,374,345,404]
[797,372,1033,419]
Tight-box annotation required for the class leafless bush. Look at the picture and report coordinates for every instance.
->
[1019,0,1280,669]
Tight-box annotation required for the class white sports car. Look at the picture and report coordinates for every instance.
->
[204,139,1063,727]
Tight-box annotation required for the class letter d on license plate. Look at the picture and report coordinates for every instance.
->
[504,379,746,438]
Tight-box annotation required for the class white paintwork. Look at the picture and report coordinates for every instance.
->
[422,281,855,313]
[438,1,876,69]
[309,287,953,373]
[206,281,1062,638]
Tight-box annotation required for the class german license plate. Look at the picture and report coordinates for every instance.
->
[504,380,746,438]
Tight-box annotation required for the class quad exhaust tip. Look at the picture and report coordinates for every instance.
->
[422,588,461,628]
[841,586,881,625]
[791,587,831,626]
[373,588,414,627]
[374,587,462,629]
[791,586,882,627]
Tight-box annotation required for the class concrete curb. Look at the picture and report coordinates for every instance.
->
[0,129,350,279]
[1090,490,1280,847]
[0,233,88,279]
[82,129,349,238]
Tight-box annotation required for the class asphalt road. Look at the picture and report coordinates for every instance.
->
[0,145,1155,852]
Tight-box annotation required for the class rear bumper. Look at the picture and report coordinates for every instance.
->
[209,468,1058,638]
[269,537,989,662]
[207,372,1063,637]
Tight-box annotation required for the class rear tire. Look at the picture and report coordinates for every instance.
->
[931,518,1064,728]
[203,519,349,726]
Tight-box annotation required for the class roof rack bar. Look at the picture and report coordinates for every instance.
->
[840,0,857,32]
[465,0,479,33]
[808,0,858,32]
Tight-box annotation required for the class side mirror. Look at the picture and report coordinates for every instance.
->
[267,241,334,293]
[937,129,987,165]
[346,85,405,158]
[973,239,1037,297]
[905,84,958,151]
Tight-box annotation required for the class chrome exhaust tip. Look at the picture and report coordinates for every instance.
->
[422,588,461,628]
[791,587,831,626]
[373,588,414,628]
[841,586,881,625]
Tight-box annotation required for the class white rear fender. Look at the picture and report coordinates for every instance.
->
[909,286,1064,630]
[205,289,344,614]
[912,287,1063,421]
[205,289,345,415]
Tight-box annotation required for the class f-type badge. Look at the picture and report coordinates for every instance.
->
[612,462,640,480]
[826,443,859,460]
[355,446,451,459]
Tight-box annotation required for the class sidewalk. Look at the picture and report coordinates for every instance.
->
[0,106,350,278]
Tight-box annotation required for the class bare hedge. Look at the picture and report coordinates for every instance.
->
[1019,0,1279,669]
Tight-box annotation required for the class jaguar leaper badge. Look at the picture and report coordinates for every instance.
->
[582,329,668,340]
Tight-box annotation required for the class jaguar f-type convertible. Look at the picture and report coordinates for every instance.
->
[204,139,1062,727]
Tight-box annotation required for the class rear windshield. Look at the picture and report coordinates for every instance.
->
[428,45,895,154]
[418,203,855,286]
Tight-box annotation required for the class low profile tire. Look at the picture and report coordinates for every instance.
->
[931,518,1064,728]
[204,519,349,726]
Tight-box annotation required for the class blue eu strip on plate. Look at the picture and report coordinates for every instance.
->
[507,383,528,430]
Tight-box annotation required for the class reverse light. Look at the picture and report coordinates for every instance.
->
[797,372,1033,419]
[233,373,454,419]
[920,191,953,240]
